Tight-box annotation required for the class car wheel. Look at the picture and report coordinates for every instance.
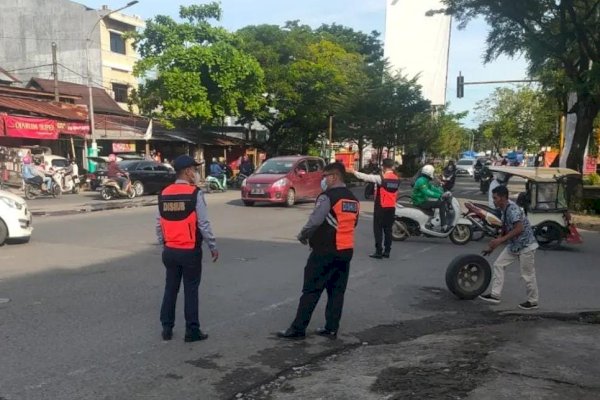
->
[285,189,296,207]
[133,181,144,197]
[243,200,255,207]
[0,219,8,246]
[446,254,492,300]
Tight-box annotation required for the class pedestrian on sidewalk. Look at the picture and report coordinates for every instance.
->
[352,158,400,259]
[156,155,219,342]
[277,162,360,340]
[479,185,540,310]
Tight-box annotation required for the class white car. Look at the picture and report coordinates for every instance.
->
[0,189,33,245]
[456,158,476,177]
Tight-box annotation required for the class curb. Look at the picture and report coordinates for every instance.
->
[30,200,158,217]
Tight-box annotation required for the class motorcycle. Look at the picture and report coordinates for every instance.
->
[463,201,502,241]
[228,173,248,189]
[441,170,456,191]
[479,168,493,194]
[392,193,473,245]
[100,175,135,200]
[206,174,227,192]
[61,163,81,194]
[24,172,62,200]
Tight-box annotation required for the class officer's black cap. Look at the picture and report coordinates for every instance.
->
[173,155,201,172]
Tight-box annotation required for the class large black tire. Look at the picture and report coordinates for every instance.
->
[0,219,8,246]
[449,224,472,245]
[446,254,492,300]
[534,221,563,250]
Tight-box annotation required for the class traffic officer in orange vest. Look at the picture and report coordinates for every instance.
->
[353,158,400,259]
[156,155,218,342]
[277,162,360,340]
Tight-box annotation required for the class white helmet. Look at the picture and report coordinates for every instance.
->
[421,164,435,178]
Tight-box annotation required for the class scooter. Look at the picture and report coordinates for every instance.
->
[61,162,81,194]
[479,168,493,194]
[100,176,135,200]
[441,170,456,191]
[206,174,227,192]
[24,172,62,200]
[228,173,248,189]
[392,193,473,245]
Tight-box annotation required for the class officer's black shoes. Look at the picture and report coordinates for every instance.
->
[315,327,337,339]
[369,253,383,259]
[184,330,209,342]
[161,328,173,341]
[276,328,306,340]
[382,252,390,259]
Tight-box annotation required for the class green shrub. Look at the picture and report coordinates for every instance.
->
[583,173,600,186]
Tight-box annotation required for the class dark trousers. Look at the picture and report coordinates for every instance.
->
[420,200,447,227]
[374,207,395,255]
[160,247,203,332]
[291,251,352,333]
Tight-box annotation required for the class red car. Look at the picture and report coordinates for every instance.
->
[241,156,325,206]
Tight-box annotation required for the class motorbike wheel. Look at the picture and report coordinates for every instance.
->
[392,220,410,241]
[24,184,36,200]
[72,185,80,194]
[468,215,486,241]
[208,181,221,192]
[133,181,144,197]
[101,187,114,201]
[446,254,492,300]
[534,221,563,250]
[52,184,62,198]
[449,224,472,245]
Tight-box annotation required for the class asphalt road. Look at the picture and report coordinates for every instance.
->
[0,183,598,400]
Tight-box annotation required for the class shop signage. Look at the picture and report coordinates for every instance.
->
[57,121,90,137]
[584,156,598,175]
[112,142,136,152]
[4,116,58,139]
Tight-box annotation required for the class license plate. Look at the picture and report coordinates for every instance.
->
[251,189,264,195]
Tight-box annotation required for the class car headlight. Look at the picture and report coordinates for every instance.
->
[272,178,288,188]
[241,178,248,187]
[0,196,23,210]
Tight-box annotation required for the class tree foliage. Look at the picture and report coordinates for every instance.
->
[437,0,600,170]
[130,3,265,128]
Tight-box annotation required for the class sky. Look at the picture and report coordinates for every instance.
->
[82,0,530,127]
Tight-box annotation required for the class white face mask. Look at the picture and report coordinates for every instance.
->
[321,177,328,192]
[194,171,201,185]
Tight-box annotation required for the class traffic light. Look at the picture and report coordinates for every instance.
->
[457,74,464,98]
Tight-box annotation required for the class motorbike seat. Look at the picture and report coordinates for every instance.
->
[400,203,435,216]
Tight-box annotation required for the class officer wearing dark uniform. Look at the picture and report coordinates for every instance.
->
[156,155,218,342]
[353,158,400,259]
[277,162,360,339]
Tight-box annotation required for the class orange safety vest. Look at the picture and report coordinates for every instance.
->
[377,170,400,209]
[309,187,360,254]
[158,183,202,250]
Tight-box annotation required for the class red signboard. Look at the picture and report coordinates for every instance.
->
[112,142,137,152]
[0,115,5,136]
[584,156,598,175]
[4,115,58,139]
[56,121,90,137]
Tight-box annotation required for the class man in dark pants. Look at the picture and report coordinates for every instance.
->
[156,155,219,342]
[353,158,400,259]
[277,163,360,340]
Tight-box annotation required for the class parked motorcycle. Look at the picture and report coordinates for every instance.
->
[392,194,473,245]
[24,173,62,200]
[100,176,135,200]
[206,174,227,192]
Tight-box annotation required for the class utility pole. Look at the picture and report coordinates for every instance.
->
[51,42,59,102]
[328,114,334,162]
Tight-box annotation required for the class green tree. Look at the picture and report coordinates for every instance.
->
[130,3,265,128]
[431,108,470,158]
[436,0,600,171]
[475,86,559,154]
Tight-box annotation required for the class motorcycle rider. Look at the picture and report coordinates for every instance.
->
[239,155,254,177]
[353,158,400,259]
[209,157,224,178]
[412,164,448,232]
[442,160,457,190]
[33,158,54,191]
[21,156,44,189]
[488,172,510,210]
[106,154,128,191]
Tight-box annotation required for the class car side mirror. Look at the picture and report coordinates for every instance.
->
[296,169,307,177]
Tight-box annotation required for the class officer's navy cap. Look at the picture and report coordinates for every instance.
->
[173,155,201,171]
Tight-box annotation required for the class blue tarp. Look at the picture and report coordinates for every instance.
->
[461,151,477,159]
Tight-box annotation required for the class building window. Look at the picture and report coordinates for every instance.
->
[112,83,129,103]
[110,32,126,54]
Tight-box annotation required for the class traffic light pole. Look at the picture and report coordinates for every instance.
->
[456,71,538,98]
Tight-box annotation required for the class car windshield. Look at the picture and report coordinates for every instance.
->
[255,159,295,174]
[457,160,474,166]
[51,159,69,168]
